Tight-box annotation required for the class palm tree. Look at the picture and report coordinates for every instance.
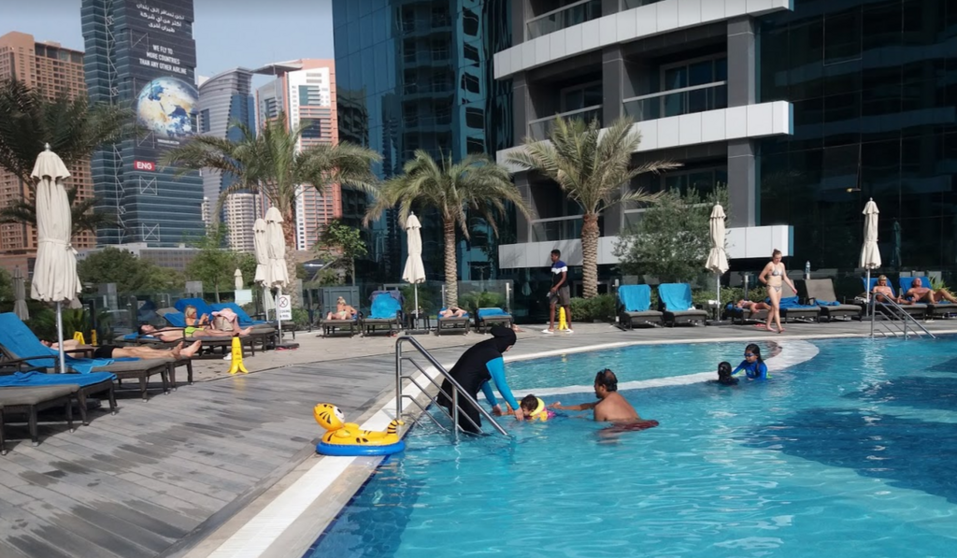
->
[507,117,680,298]
[161,113,381,301]
[0,79,129,234]
[365,150,531,306]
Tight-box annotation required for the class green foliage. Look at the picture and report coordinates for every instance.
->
[317,219,368,286]
[162,112,380,248]
[0,267,12,303]
[614,186,729,283]
[0,79,129,233]
[78,247,183,294]
[400,284,440,315]
[569,294,616,322]
[186,225,242,300]
[457,291,505,312]
[290,307,310,330]
[930,277,948,292]
[506,116,680,299]
[23,305,112,342]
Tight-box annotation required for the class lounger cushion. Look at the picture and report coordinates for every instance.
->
[0,385,78,406]
[92,359,171,373]
[369,295,401,320]
[619,285,653,312]
[0,371,116,387]
[477,308,509,319]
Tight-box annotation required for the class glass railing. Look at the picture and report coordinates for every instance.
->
[527,105,602,141]
[402,82,454,95]
[526,0,601,40]
[622,82,727,122]
[530,216,584,242]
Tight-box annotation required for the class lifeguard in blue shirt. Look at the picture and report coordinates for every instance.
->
[732,343,769,380]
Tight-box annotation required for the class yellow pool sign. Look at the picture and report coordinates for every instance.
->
[227,337,248,374]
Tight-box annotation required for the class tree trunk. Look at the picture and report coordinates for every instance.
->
[443,217,458,307]
[581,211,600,299]
[281,209,302,308]
[350,259,356,286]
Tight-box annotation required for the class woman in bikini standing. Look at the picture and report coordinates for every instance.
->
[758,249,796,333]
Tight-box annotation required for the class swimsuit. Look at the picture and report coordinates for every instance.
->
[732,360,769,380]
[184,326,199,336]
[767,265,783,292]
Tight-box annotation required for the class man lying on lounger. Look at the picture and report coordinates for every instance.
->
[43,338,202,359]
[901,277,957,304]
[137,323,253,341]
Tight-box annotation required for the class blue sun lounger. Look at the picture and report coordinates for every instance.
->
[899,276,953,318]
[617,285,662,328]
[657,284,708,326]
[475,308,512,333]
[362,294,403,335]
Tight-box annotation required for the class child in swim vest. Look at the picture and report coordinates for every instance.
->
[732,343,769,380]
[502,394,556,421]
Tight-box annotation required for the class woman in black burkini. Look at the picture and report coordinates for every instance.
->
[438,325,522,433]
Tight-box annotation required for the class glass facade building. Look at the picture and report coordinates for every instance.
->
[332,0,512,281]
[758,0,957,276]
[82,0,204,246]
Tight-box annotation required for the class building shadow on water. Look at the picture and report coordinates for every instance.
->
[743,375,957,504]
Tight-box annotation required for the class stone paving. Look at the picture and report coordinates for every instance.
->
[0,319,954,558]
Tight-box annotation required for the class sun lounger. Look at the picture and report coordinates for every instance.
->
[363,294,403,335]
[864,278,927,319]
[657,284,708,326]
[437,308,471,335]
[0,404,5,455]
[475,308,513,333]
[779,282,821,322]
[0,313,171,401]
[159,311,260,357]
[0,385,76,449]
[725,302,769,324]
[617,285,662,328]
[899,277,955,319]
[319,298,360,337]
[0,368,116,425]
[801,279,862,321]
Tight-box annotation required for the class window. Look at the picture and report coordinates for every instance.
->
[560,81,602,112]
[824,9,863,65]
[199,109,210,133]
[463,9,479,36]
[465,106,484,129]
[461,72,480,94]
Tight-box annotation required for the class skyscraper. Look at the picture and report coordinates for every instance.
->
[332,0,513,280]
[197,67,259,251]
[0,32,95,273]
[82,0,204,247]
[254,59,340,252]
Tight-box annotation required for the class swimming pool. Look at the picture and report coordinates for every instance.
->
[306,336,957,557]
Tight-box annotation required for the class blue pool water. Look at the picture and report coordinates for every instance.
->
[307,337,957,558]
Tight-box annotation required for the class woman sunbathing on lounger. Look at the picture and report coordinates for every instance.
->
[871,275,901,303]
[440,306,467,318]
[43,338,203,359]
[325,297,357,320]
[138,324,252,341]
[735,299,771,311]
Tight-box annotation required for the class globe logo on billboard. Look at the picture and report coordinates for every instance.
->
[136,77,198,142]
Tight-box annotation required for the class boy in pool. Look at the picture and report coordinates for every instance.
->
[732,344,769,380]
[500,394,556,421]
[714,362,739,386]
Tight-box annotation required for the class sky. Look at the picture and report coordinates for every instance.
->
[2,0,335,87]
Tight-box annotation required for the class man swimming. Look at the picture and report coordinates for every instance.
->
[550,369,643,422]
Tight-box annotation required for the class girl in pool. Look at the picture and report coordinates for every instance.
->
[758,249,796,333]
[731,344,769,380]
[714,361,739,386]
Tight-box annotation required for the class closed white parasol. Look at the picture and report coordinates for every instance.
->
[860,199,882,301]
[704,204,730,317]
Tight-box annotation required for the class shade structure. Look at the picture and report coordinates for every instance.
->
[234,268,244,291]
[253,218,269,286]
[860,199,882,302]
[705,204,729,314]
[13,266,28,321]
[402,213,427,319]
[30,146,81,374]
[265,206,289,290]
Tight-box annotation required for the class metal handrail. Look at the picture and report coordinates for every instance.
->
[395,335,508,436]
[869,296,935,339]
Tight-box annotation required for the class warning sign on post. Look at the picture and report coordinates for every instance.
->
[277,295,292,321]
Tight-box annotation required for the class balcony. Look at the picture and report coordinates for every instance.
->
[402,50,451,66]
[527,105,603,141]
[526,0,601,40]
[399,16,452,35]
[401,82,455,96]
[622,82,727,123]
[531,216,584,242]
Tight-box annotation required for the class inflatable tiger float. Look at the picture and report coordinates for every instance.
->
[313,403,406,456]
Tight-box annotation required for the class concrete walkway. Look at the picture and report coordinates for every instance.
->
[0,319,953,558]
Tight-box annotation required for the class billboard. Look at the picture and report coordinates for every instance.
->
[125,1,198,158]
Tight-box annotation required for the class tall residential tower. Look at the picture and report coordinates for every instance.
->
[82,0,204,247]
[0,32,95,273]
[254,59,339,251]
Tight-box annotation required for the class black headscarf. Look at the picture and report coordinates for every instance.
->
[489,325,517,353]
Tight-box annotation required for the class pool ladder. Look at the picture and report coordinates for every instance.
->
[395,336,509,437]
[868,296,935,339]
